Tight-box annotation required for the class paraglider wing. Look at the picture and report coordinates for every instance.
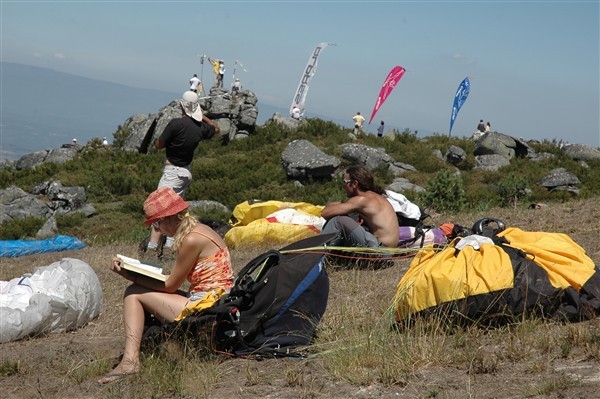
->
[368,66,406,125]
[449,77,471,135]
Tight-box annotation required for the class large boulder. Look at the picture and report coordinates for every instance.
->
[474,154,511,171]
[15,147,79,170]
[538,168,580,194]
[0,186,52,223]
[341,143,395,170]
[117,89,259,152]
[474,132,535,160]
[281,139,340,180]
[561,144,600,161]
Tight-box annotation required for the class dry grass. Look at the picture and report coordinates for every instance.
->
[1,198,600,398]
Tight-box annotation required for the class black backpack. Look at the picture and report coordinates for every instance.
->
[173,233,336,357]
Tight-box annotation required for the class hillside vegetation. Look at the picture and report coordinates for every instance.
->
[1,118,599,243]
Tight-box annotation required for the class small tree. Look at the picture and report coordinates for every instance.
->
[419,169,467,213]
[497,172,530,208]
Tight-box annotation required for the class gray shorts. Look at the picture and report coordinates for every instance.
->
[158,164,192,196]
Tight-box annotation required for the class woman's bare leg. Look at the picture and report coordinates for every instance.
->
[99,284,189,383]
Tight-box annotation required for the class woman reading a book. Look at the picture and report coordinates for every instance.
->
[99,187,234,384]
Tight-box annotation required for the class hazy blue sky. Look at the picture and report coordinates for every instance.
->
[2,0,599,146]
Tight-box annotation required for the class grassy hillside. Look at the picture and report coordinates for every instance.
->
[1,118,599,244]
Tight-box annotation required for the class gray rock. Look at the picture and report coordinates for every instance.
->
[387,178,425,193]
[15,148,78,170]
[388,161,417,176]
[266,112,304,129]
[187,200,230,214]
[431,149,444,161]
[281,139,340,180]
[445,145,467,165]
[117,89,259,152]
[474,132,517,159]
[474,154,511,171]
[0,186,52,223]
[538,168,580,188]
[36,217,58,239]
[561,144,600,161]
[341,144,394,170]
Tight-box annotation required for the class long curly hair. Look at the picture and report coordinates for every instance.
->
[346,165,385,195]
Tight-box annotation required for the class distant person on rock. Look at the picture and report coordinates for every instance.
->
[144,91,220,256]
[485,122,491,133]
[208,57,220,87]
[477,119,486,133]
[291,106,301,120]
[217,61,225,88]
[231,78,241,93]
[189,74,202,94]
[377,121,385,137]
[102,137,109,146]
[320,165,399,248]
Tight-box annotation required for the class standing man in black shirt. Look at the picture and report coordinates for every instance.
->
[145,91,220,254]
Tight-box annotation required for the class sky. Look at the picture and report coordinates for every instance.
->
[2,0,599,147]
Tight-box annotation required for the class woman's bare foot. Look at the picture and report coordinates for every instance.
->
[98,361,139,384]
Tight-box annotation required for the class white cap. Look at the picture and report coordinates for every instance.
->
[180,91,203,122]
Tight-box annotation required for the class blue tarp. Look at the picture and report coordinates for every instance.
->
[0,235,86,258]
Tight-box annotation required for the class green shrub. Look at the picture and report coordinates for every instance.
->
[497,172,531,208]
[0,217,46,240]
[418,170,467,213]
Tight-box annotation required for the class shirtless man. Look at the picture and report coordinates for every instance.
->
[320,165,399,248]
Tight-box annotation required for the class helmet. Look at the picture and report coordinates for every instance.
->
[471,218,506,237]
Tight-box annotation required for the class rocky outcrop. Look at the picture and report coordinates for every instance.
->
[1,181,97,239]
[281,140,340,181]
[15,147,79,170]
[117,88,259,152]
[561,144,600,162]
[538,168,580,194]
[341,143,417,176]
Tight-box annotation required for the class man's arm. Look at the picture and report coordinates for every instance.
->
[203,115,220,136]
[321,197,364,220]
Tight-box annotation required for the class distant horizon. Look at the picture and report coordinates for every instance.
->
[1,61,597,162]
[0,62,423,160]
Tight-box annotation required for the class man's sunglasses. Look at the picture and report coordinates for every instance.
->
[342,179,355,185]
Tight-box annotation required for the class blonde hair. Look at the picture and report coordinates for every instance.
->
[171,211,197,253]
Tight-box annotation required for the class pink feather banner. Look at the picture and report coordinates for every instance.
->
[368,66,406,125]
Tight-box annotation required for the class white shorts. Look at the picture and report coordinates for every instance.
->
[158,164,192,196]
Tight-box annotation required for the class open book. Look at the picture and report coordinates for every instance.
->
[116,254,167,282]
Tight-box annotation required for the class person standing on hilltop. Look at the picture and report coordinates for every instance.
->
[352,112,365,136]
[217,61,225,88]
[208,57,220,87]
[189,74,202,94]
[485,122,491,133]
[377,121,385,137]
[143,91,220,257]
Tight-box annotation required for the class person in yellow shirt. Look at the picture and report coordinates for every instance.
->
[352,112,365,135]
[208,57,220,87]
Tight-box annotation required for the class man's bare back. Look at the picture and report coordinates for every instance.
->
[351,191,399,247]
[321,183,399,247]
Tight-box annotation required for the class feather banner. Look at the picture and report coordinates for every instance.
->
[368,66,406,125]
[289,43,331,116]
[449,77,470,135]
